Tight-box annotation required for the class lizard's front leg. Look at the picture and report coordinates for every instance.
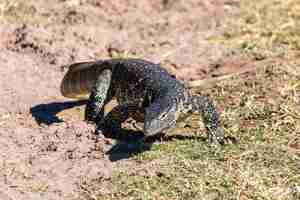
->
[96,103,144,139]
[85,69,112,123]
[189,95,225,145]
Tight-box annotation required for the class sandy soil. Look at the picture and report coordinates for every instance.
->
[0,0,241,199]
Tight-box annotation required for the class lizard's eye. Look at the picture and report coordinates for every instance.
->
[159,112,168,120]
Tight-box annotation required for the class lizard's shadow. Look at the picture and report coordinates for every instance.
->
[105,132,208,161]
[30,100,153,160]
[30,100,87,125]
[30,101,214,162]
[104,130,151,162]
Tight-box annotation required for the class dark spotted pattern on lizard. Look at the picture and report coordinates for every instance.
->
[60,58,224,144]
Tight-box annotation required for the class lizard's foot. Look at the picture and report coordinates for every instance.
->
[142,132,165,143]
[94,127,103,135]
[208,127,225,145]
[84,106,98,123]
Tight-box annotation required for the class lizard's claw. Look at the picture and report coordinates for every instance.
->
[84,114,97,123]
[84,105,99,123]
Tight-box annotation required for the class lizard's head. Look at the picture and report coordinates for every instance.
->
[144,98,177,137]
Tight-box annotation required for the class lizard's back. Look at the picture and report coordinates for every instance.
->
[61,58,187,110]
[61,59,181,99]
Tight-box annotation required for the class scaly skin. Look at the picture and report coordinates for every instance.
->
[61,58,224,144]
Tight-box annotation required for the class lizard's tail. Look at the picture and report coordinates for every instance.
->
[60,62,98,99]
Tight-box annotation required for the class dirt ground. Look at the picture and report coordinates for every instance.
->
[0,0,241,199]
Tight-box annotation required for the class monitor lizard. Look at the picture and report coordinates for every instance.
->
[60,58,225,144]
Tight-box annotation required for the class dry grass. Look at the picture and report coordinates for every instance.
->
[222,0,300,60]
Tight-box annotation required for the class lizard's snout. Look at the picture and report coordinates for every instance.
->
[144,117,176,137]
